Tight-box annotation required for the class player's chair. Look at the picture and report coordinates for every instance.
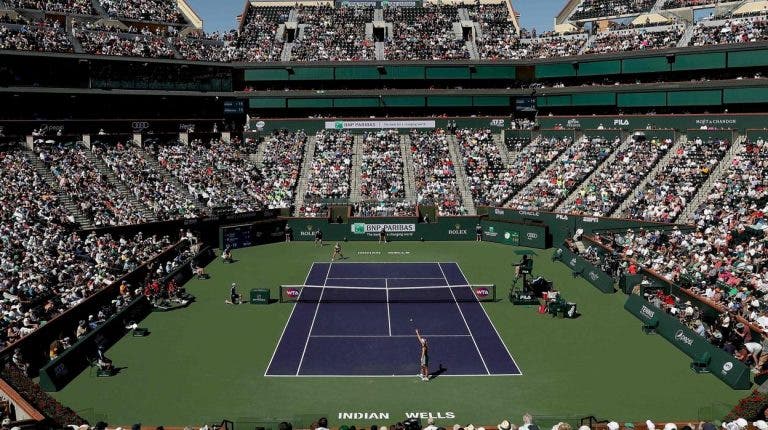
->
[641,317,659,334]
[132,327,150,337]
[690,352,711,373]
[87,357,115,377]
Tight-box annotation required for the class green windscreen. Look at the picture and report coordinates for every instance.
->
[249,98,286,109]
[287,98,333,108]
[622,57,670,74]
[672,52,725,71]
[572,92,616,106]
[667,90,722,106]
[245,69,289,81]
[723,87,768,104]
[335,67,380,80]
[535,63,576,78]
[578,60,621,76]
[426,67,471,79]
[617,92,667,107]
[728,49,768,68]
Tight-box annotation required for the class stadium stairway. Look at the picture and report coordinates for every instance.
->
[137,146,209,215]
[25,150,93,228]
[281,43,293,62]
[349,134,363,203]
[375,42,385,61]
[168,42,183,60]
[506,134,584,208]
[578,33,597,55]
[677,24,696,47]
[466,40,480,60]
[493,133,514,165]
[80,144,158,222]
[89,0,109,17]
[401,134,417,202]
[612,133,687,218]
[446,134,478,216]
[293,135,317,216]
[650,0,667,13]
[678,134,746,223]
[65,16,84,53]
[555,134,635,213]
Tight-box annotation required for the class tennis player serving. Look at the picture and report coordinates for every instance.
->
[416,329,429,381]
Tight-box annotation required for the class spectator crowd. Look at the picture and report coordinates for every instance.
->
[561,136,672,216]
[620,137,731,223]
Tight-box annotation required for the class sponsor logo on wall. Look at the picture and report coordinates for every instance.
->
[640,305,655,319]
[674,329,694,346]
[351,223,416,237]
[326,120,436,130]
[484,226,498,238]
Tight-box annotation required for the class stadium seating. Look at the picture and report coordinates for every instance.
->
[582,26,685,54]
[99,0,186,24]
[689,15,768,46]
[95,141,202,220]
[570,0,656,20]
[290,6,375,62]
[0,149,183,348]
[7,0,94,14]
[232,6,290,62]
[384,4,468,60]
[410,130,467,216]
[455,128,511,207]
[359,130,406,203]
[509,136,616,211]
[620,137,732,223]
[0,20,73,52]
[561,136,673,216]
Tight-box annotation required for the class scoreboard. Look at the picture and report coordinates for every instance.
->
[220,224,255,249]
[219,220,286,249]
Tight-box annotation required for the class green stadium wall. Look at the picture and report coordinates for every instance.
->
[556,246,615,293]
[281,217,548,248]
[624,294,751,390]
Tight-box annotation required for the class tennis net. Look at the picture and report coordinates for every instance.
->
[279,284,496,303]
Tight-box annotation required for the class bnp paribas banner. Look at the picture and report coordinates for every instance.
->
[326,120,436,130]
[351,222,417,238]
[537,114,765,132]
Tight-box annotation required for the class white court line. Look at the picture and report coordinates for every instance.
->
[311,334,471,338]
[264,262,317,377]
[451,262,523,376]
[295,262,332,375]
[265,373,522,378]
[325,277,447,280]
[438,263,490,375]
[385,278,392,336]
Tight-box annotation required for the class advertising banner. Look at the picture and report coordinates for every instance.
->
[624,295,751,389]
[325,120,436,130]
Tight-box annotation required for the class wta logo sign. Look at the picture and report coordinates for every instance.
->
[474,287,491,299]
[283,287,301,301]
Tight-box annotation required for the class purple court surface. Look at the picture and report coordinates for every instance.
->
[265,262,522,377]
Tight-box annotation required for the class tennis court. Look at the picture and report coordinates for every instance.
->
[265,262,522,377]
